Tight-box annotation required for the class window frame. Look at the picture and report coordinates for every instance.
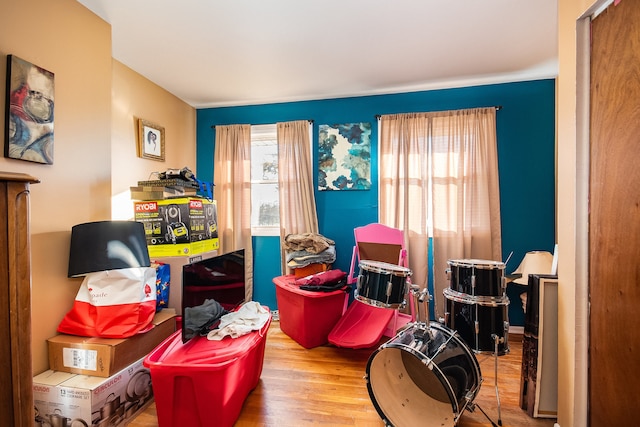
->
[250,124,280,237]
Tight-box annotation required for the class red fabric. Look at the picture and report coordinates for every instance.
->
[294,269,346,286]
[57,300,156,338]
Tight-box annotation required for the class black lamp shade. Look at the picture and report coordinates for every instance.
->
[68,220,151,277]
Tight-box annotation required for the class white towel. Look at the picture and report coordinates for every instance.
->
[207,301,270,341]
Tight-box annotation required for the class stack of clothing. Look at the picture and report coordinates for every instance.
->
[283,233,336,270]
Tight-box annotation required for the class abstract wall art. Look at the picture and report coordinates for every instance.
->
[318,122,371,191]
[4,55,55,164]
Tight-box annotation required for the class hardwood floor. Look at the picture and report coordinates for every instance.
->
[128,320,557,426]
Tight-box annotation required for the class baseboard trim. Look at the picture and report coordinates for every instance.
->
[509,326,524,334]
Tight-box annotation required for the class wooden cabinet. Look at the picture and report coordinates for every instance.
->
[519,274,558,418]
[0,172,39,426]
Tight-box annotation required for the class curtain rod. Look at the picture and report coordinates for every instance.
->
[210,119,314,129]
[374,106,502,119]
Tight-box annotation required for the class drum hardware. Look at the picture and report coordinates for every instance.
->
[466,402,500,427]
[409,284,431,327]
[491,333,504,426]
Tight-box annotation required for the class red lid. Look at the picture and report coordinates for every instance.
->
[328,300,394,349]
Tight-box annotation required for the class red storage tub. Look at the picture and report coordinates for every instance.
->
[273,275,348,349]
[143,313,271,427]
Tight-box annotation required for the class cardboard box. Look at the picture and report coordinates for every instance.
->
[33,357,152,427]
[133,197,219,257]
[48,309,176,378]
[293,262,331,278]
[151,250,218,315]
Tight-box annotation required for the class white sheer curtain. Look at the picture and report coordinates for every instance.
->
[277,120,319,273]
[213,124,253,301]
[379,108,501,319]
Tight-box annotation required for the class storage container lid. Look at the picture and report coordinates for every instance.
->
[273,275,347,298]
[144,315,271,367]
[328,300,394,349]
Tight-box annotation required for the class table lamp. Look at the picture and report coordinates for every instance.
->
[512,250,554,285]
[59,220,157,338]
[511,250,554,313]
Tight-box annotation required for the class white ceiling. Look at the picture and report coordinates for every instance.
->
[76,0,558,109]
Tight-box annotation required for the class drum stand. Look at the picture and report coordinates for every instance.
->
[491,333,504,426]
[466,334,505,427]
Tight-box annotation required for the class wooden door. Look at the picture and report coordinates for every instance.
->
[589,1,640,425]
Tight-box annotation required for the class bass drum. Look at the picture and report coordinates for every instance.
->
[365,322,481,427]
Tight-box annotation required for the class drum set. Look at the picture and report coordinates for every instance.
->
[356,258,509,427]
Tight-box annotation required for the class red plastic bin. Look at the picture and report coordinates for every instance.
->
[273,275,348,349]
[143,313,271,427]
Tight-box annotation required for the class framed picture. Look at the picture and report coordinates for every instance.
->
[4,55,55,164]
[137,118,165,161]
[318,122,371,191]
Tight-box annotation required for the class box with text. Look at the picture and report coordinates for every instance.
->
[134,198,219,257]
[33,357,152,427]
[48,309,176,377]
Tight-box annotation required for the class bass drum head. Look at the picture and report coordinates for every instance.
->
[365,322,480,427]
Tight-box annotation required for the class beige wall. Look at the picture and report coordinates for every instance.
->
[1,0,195,374]
[111,60,196,221]
[557,0,604,426]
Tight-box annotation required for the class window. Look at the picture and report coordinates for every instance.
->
[251,124,279,236]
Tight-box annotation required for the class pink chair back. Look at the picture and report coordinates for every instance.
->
[348,223,407,284]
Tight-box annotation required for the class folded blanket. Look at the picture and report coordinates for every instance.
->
[287,245,336,268]
[283,233,335,254]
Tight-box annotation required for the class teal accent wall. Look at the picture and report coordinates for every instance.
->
[196,79,556,326]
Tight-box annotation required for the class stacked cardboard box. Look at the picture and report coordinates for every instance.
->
[130,185,197,201]
[34,357,152,427]
[134,197,219,257]
[36,309,177,426]
[47,309,176,377]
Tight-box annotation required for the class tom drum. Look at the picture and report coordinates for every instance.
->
[356,260,412,309]
[443,288,510,355]
[446,259,506,298]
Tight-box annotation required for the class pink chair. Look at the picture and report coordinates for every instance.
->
[347,223,408,285]
[329,223,413,348]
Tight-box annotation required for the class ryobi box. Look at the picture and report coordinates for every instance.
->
[134,198,219,257]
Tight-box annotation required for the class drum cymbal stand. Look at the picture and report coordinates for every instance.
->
[491,333,504,426]
[465,335,504,427]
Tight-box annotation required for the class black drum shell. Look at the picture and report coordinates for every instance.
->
[447,259,505,297]
[356,260,411,308]
[443,288,510,355]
